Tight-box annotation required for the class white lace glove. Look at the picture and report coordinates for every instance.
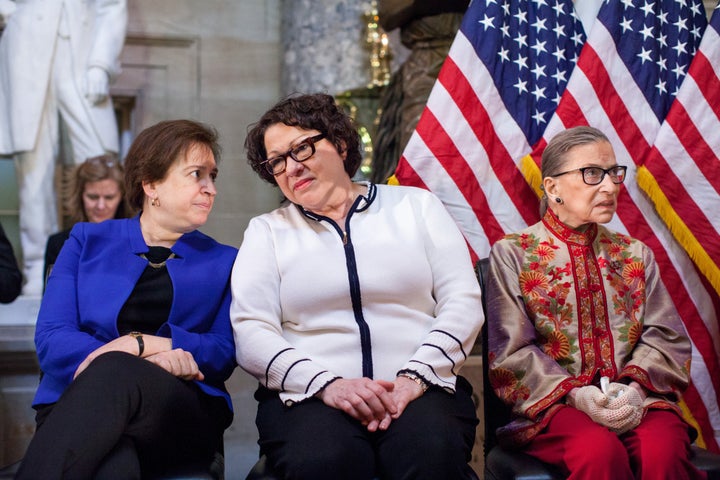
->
[569,383,643,434]
[594,402,642,434]
[601,379,644,434]
[603,382,643,408]
[569,385,608,416]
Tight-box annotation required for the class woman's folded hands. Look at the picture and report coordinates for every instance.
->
[317,375,427,432]
[567,379,644,434]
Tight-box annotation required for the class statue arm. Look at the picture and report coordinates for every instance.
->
[82,0,128,104]
[87,0,128,81]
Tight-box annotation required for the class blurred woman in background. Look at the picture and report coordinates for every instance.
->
[43,154,131,284]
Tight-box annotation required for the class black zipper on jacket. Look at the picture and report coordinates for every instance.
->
[341,219,373,378]
[298,186,376,378]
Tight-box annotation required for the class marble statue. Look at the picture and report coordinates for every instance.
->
[0,0,127,296]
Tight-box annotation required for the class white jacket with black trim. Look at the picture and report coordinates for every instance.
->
[230,183,484,405]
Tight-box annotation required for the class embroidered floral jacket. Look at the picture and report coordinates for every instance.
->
[487,209,691,447]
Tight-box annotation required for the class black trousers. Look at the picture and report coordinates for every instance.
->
[255,376,479,480]
[16,351,232,480]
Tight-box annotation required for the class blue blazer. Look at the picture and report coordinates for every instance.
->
[34,215,238,409]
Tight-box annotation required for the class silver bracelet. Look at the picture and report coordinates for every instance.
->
[398,372,429,392]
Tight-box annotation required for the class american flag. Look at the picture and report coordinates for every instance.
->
[638,6,720,299]
[393,0,586,261]
[394,0,720,450]
[637,4,720,448]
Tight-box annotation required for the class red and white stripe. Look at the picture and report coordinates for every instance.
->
[638,8,720,298]
[395,32,540,261]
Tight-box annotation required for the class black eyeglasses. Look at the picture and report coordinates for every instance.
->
[553,165,627,185]
[261,133,325,176]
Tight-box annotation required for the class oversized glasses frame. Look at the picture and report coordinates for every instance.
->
[261,133,326,176]
[553,165,627,185]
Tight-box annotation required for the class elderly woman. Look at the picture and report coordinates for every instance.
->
[17,120,237,478]
[231,93,483,480]
[44,154,132,284]
[487,126,703,479]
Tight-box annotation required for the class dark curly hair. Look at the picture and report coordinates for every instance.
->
[245,93,362,185]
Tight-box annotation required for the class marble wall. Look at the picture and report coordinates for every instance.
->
[118,0,285,246]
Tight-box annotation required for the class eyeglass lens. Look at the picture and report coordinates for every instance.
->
[583,166,626,185]
[265,134,323,175]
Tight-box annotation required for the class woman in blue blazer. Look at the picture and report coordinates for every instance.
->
[17,119,238,478]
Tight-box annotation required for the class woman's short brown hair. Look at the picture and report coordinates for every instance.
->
[244,93,362,185]
[124,119,221,210]
[66,154,131,223]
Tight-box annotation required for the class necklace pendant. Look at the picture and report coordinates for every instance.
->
[140,252,176,269]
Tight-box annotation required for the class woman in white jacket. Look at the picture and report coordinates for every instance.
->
[231,93,484,480]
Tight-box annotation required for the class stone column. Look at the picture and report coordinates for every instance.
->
[281,0,376,96]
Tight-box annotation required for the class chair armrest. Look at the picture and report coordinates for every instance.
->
[691,445,720,480]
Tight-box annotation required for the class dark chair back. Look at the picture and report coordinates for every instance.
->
[476,258,511,456]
